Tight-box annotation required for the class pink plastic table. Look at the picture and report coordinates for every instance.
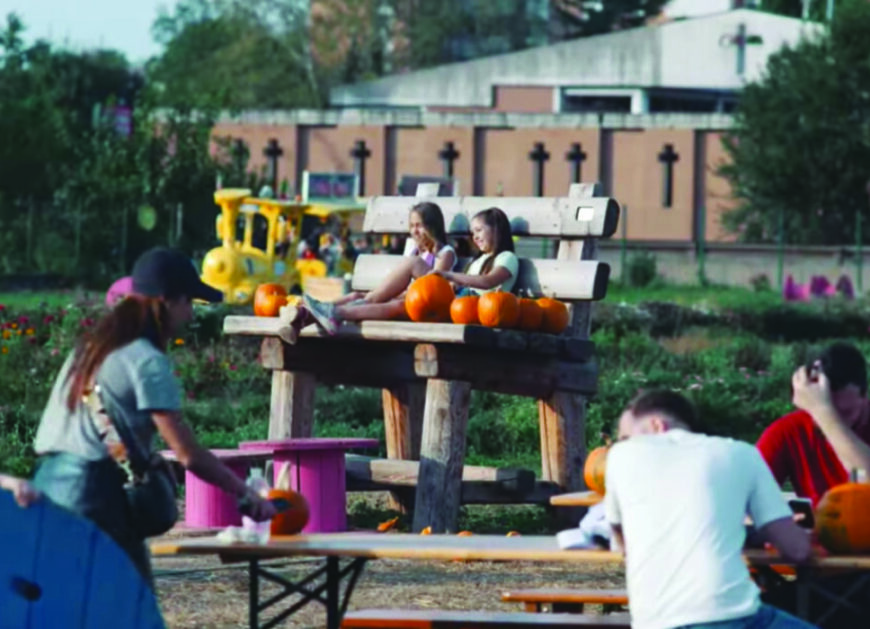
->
[240,438,379,533]
[162,448,273,528]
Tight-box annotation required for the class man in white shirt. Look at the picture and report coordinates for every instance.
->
[604,390,815,629]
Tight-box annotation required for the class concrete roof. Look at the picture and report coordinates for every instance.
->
[330,9,823,109]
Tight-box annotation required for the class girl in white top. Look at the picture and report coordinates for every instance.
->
[432,207,519,295]
[285,202,456,338]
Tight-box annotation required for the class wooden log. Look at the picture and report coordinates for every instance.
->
[414,344,598,398]
[538,392,587,527]
[269,371,315,439]
[412,378,471,533]
[260,337,418,388]
[345,455,534,492]
[381,383,425,513]
[351,256,610,301]
[363,194,620,239]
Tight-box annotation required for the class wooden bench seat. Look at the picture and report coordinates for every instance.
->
[502,588,628,613]
[341,609,631,628]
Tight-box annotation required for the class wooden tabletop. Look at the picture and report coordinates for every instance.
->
[222,316,593,358]
[150,532,870,570]
[549,491,603,507]
[239,438,380,452]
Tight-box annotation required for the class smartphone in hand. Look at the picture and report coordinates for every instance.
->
[788,499,814,529]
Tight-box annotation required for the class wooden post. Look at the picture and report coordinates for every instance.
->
[381,383,425,512]
[269,371,316,439]
[412,378,471,533]
[541,182,603,525]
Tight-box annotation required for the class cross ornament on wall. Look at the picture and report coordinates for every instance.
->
[231,139,248,179]
[438,141,460,178]
[350,140,372,195]
[658,143,679,208]
[263,138,284,192]
[528,142,550,197]
[565,142,588,184]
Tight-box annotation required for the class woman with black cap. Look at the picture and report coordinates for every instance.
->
[31,248,276,584]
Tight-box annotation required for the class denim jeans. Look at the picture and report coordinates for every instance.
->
[674,604,817,629]
[32,452,153,586]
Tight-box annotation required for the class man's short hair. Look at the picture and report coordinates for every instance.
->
[627,389,705,433]
[814,342,868,395]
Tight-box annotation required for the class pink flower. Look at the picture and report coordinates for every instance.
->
[0,304,5,311]
[80,317,94,327]
[18,315,28,324]
[43,315,55,325]
[228,364,237,371]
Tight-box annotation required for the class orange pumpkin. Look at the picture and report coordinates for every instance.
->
[478,292,520,328]
[517,298,543,331]
[814,482,870,554]
[267,488,310,536]
[583,446,609,495]
[538,297,569,334]
[253,283,288,317]
[450,295,480,325]
[405,275,455,322]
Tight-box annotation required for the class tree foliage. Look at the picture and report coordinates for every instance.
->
[720,0,870,245]
[0,13,239,283]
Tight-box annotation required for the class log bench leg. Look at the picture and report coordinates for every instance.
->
[270,371,316,439]
[382,383,425,513]
[412,378,471,533]
[538,391,587,528]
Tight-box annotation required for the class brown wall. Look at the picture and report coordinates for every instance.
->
[211,121,742,243]
[612,129,695,241]
[481,128,601,197]
[394,127,475,194]
[493,86,554,113]
[306,125,387,195]
[703,132,736,242]
[212,122,297,191]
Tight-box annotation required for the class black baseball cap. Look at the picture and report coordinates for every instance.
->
[132,247,223,303]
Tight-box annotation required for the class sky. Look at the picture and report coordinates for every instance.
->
[0,0,177,64]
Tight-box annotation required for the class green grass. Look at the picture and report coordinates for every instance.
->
[0,289,103,310]
[606,282,783,309]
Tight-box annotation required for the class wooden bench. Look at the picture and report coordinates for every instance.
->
[223,182,620,532]
[341,609,631,628]
[502,588,628,613]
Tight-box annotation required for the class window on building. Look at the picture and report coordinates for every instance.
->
[562,94,632,113]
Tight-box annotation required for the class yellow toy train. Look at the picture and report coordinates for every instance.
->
[200,188,364,305]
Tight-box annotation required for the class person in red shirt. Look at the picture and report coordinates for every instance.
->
[757,342,870,507]
[756,342,870,627]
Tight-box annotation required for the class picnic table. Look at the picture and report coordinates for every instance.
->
[150,533,870,629]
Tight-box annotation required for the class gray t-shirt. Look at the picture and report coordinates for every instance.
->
[34,338,182,460]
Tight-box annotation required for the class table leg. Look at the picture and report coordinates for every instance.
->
[538,391,586,528]
[382,383,425,513]
[412,378,471,533]
[326,556,340,629]
[249,559,260,629]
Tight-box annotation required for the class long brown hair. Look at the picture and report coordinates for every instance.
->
[410,201,448,252]
[471,207,514,275]
[65,296,172,411]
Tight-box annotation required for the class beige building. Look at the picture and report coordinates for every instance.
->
[212,8,821,246]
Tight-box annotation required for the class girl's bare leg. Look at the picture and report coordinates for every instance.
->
[364,257,430,304]
[335,298,406,321]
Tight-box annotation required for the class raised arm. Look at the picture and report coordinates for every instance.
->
[792,366,870,478]
[153,411,276,521]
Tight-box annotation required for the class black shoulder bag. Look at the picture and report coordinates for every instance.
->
[85,382,179,538]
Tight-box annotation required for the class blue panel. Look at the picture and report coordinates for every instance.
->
[0,490,164,629]
[0,491,44,629]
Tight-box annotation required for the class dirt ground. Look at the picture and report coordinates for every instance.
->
[152,494,624,628]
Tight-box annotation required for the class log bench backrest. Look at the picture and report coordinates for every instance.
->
[362,195,620,239]
[350,254,610,302]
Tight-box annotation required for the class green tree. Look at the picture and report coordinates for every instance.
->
[720,0,870,245]
[149,0,322,110]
